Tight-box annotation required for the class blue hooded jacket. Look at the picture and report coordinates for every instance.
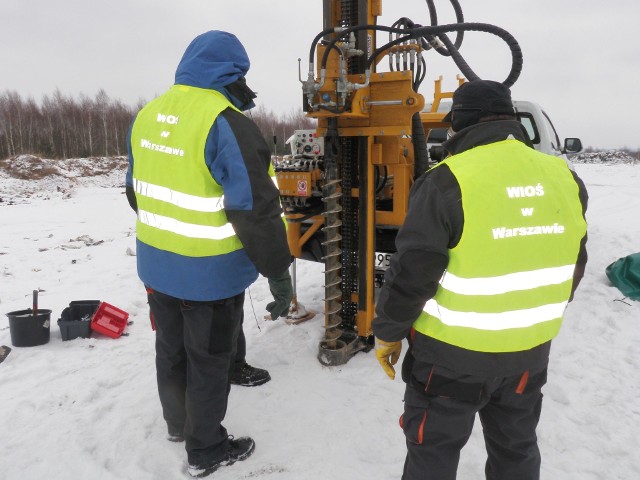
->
[126,31,290,301]
[175,30,253,109]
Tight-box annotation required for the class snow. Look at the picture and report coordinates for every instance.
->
[1,160,639,480]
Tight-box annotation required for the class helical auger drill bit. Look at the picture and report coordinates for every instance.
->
[321,176,343,346]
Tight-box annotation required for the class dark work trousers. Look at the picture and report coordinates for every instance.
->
[148,289,244,466]
[401,356,547,480]
[234,324,247,369]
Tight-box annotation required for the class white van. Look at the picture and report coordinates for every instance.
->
[513,100,582,163]
[426,100,583,166]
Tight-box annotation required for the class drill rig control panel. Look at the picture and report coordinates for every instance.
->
[291,130,325,156]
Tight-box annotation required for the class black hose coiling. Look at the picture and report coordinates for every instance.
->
[425,0,465,56]
[372,23,522,88]
[307,0,522,87]
[412,113,430,178]
[313,22,522,88]
[436,23,523,87]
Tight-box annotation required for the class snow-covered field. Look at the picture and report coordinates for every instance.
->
[0,159,638,480]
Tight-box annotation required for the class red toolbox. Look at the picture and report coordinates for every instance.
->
[90,302,129,338]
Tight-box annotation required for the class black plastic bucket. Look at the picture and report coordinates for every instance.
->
[6,309,52,347]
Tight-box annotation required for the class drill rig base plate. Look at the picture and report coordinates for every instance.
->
[317,330,369,366]
[285,311,316,325]
[285,301,316,325]
[262,304,316,325]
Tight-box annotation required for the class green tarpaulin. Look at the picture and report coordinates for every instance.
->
[605,253,640,300]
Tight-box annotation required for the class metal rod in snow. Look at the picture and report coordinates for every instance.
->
[32,289,38,315]
[291,259,297,296]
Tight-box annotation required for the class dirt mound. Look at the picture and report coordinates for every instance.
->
[0,155,128,205]
[573,151,638,164]
[0,155,129,180]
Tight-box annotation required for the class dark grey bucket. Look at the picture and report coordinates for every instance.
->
[6,309,52,347]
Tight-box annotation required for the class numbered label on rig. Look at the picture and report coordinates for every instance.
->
[374,252,392,269]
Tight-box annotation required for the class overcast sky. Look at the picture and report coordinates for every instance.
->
[2,0,638,149]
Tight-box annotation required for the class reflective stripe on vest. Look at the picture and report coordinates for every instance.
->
[137,210,237,240]
[413,140,587,352]
[133,178,225,213]
[131,85,243,258]
[440,264,575,295]
[423,298,568,330]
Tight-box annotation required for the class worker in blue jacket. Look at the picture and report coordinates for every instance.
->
[126,30,292,478]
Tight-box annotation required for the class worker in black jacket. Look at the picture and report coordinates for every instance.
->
[372,80,588,480]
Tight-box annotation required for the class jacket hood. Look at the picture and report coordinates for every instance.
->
[174,31,250,90]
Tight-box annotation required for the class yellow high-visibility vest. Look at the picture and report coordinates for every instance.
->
[413,140,587,352]
[131,85,243,257]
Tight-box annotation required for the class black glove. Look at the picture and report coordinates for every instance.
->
[266,270,293,319]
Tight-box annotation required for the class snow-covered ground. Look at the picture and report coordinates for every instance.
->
[0,159,639,480]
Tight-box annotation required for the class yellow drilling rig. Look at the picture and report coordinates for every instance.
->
[275,0,524,365]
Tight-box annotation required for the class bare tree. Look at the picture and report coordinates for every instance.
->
[0,90,320,161]
[248,105,316,155]
[0,89,137,159]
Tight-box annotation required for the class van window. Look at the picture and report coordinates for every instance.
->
[541,110,561,151]
[426,128,448,144]
[517,112,540,144]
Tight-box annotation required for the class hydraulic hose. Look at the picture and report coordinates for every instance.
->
[412,112,430,177]
[364,23,523,87]
[308,28,338,63]
[318,22,522,88]
[424,0,465,56]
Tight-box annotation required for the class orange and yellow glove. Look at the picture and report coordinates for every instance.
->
[375,339,402,380]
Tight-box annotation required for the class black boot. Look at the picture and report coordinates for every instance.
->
[187,436,255,478]
[229,363,271,387]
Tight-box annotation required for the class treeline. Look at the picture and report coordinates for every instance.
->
[0,89,139,160]
[2,89,638,161]
[0,89,315,160]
